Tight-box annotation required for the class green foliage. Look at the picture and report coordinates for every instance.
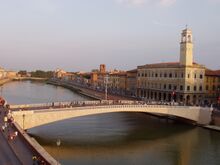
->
[18,70,27,76]
[30,70,53,78]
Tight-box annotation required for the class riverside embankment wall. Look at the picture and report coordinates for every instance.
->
[47,80,102,100]
[13,122,59,165]
[0,78,11,86]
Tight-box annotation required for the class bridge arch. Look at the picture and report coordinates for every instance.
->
[11,105,212,130]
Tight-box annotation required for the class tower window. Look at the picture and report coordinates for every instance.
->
[188,35,192,42]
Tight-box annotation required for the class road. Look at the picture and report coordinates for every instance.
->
[0,108,45,165]
[0,129,21,165]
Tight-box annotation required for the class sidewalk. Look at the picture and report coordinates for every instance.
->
[0,107,51,165]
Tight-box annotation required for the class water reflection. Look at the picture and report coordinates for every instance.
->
[1,80,88,104]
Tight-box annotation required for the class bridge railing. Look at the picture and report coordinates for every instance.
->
[31,104,198,114]
[10,100,186,109]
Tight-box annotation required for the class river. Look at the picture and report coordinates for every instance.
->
[1,80,220,165]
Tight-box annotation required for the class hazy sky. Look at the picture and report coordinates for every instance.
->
[0,0,219,72]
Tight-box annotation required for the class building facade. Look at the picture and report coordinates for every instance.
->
[137,28,206,105]
[126,69,137,96]
[205,70,220,105]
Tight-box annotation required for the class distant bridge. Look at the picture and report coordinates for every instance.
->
[11,102,212,130]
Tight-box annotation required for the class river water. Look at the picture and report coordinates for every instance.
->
[1,81,220,165]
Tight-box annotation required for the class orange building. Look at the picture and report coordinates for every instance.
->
[205,70,220,105]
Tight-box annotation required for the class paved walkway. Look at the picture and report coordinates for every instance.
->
[0,127,21,165]
[0,108,47,165]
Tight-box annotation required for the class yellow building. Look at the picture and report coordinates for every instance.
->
[109,72,127,91]
[0,67,7,79]
[6,71,17,78]
[137,28,206,105]
[205,70,220,105]
[53,69,66,79]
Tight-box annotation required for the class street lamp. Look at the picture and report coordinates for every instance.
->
[22,114,25,130]
[217,87,220,109]
[104,75,109,100]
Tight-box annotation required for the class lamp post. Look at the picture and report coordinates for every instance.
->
[172,90,176,105]
[0,86,3,96]
[104,75,109,100]
[22,114,25,130]
[217,87,220,109]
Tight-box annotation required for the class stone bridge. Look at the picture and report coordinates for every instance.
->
[11,104,212,130]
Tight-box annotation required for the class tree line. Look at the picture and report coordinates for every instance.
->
[18,70,54,78]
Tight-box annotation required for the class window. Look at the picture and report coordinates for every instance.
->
[169,73,172,78]
[164,84,167,90]
[169,84,172,90]
[145,73,147,77]
[155,73,158,77]
[188,74,190,78]
[180,85,183,91]
[164,73,167,78]
[175,73,177,78]
[199,86,203,91]
[200,74,203,79]
[142,73,144,77]
[213,85,216,91]
[181,73,184,78]
[174,86,177,90]
[206,85,209,91]
[187,86,190,91]
[194,74,197,79]
[194,86,197,91]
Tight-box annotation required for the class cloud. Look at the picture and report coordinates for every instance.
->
[116,0,176,7]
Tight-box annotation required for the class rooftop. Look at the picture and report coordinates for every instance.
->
[138,62,204,69]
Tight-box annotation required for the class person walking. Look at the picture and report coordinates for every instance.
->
[1,125,5,132]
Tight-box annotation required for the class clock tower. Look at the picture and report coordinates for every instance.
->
[180,28,193,66]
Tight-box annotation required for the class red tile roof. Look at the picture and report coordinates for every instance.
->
[138,62,203,69]
[205,70,220,76]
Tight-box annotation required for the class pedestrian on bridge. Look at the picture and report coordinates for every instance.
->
[1,125,5,132]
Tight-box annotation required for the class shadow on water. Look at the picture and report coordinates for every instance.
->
[28,112,195,148]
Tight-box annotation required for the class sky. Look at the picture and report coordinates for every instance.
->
[0,0,219,72]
